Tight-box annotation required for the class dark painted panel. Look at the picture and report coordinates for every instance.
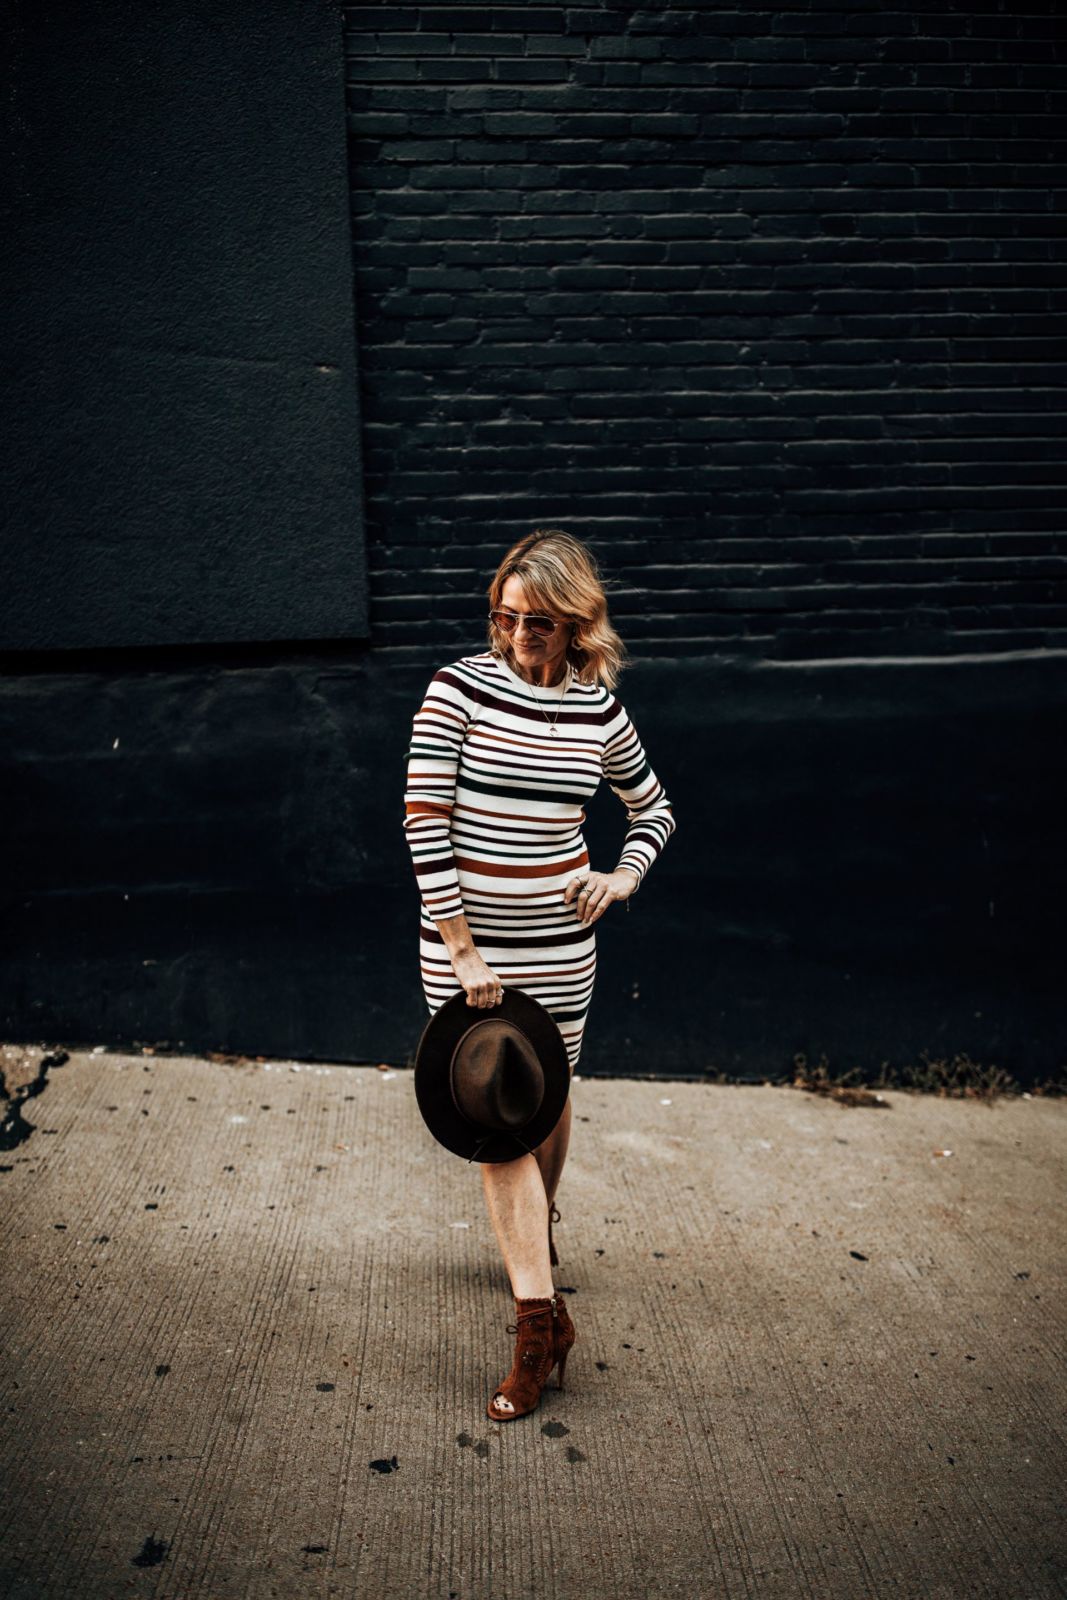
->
[1,653,1063,1083]
[2,0,367,650]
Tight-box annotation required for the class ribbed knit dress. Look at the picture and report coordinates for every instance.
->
[402,649,676,1072]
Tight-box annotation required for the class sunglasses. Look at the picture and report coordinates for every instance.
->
[489,608,564,640]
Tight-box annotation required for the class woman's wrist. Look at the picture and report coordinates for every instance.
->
[434,912,476,958]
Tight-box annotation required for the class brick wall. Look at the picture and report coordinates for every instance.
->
[344,2,1067,663]
[2,3,1064,1079]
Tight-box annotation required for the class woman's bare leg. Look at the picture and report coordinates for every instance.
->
[481,1153,554,1299]
[533,1096,571,1207]
[480,1084,575,1414]
[481,1154,555,1415]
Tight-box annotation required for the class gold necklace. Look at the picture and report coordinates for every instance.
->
[522,662,571,737]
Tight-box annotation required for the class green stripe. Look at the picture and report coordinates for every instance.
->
[406,741,456,757]
[606,758,651,787]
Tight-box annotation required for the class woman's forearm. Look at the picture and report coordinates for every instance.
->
[436,912,503,1008]
[434,911,477,959]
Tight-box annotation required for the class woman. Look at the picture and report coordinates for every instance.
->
[402,528,676,1420]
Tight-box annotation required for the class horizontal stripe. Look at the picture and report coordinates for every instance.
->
[452,849,589,879]
[457,774,595,808]
[403,650,676,1069]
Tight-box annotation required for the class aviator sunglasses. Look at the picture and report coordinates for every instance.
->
[489,607,565,640]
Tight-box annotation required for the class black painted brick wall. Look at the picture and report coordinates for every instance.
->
[343,2,1067,663]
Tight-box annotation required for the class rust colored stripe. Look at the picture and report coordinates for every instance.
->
[472,728,601,755]
[420,702,466,726]
[453,850,589,879]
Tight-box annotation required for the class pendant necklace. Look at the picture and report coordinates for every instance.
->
[523,662,571,737]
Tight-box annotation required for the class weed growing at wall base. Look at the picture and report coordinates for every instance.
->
[792,1050,1066,1106]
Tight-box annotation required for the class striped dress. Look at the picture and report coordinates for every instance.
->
[402,649,676,1071]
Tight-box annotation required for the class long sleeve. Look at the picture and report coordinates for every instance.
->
[601,695,676,890]
[402,665,477,922]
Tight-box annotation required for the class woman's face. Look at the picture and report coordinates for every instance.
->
[499,574,571,681]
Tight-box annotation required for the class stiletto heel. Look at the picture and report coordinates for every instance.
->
[487,1292,576,1422]
[548,1201,561,1267]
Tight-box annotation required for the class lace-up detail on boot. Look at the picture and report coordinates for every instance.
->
[548,1202,562,1267]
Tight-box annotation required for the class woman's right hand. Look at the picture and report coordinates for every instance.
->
[451,947,504,1009]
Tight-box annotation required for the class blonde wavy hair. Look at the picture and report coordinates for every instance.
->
[487,528,629,690]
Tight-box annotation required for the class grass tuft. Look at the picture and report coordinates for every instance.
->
[792,1049,1067,1106]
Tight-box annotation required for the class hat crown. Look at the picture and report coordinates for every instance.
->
[450,1020,545,1132]
[413,986,570,1163]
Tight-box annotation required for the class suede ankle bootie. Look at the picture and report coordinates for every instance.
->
[486,1293,576,1423]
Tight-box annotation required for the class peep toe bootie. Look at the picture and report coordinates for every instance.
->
[487,1293,576,1423]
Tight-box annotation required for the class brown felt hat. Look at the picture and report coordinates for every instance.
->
[413,987,571,1163]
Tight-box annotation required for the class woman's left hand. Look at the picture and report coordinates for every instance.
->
[564,867,638,926]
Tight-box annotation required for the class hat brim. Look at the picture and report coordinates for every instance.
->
[414,987,572,1162]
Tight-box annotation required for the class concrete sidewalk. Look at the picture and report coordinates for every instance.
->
[0,1045,1064,1600]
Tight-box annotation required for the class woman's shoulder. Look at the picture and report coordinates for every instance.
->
[435,649,496,678]
[597,685,641,734]
[589,677,624,711]
[571,669,612,702]
[423,652,500,699]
